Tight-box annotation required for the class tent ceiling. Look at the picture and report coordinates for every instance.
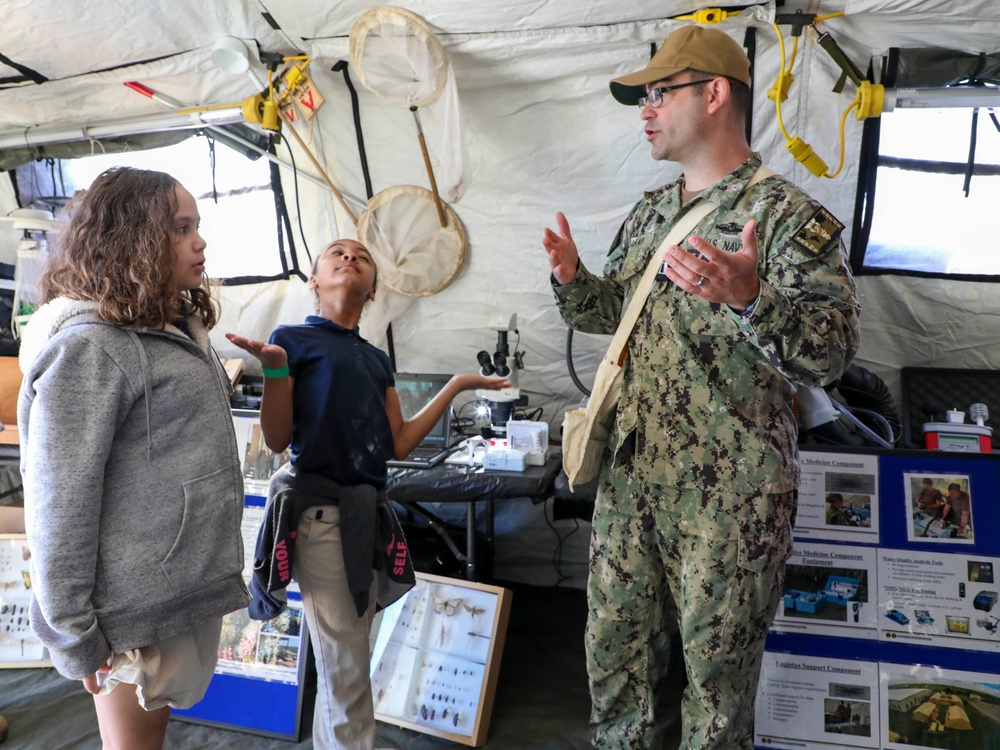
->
[3,2,1000,129]
[4,0,1000,427]
[0,1,289,84]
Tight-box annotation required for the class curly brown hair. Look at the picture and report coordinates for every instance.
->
[41,166,218,329]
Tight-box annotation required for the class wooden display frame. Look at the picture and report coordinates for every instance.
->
[0,533,51,668]
[370,573,512,747]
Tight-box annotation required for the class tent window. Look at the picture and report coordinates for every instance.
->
[14,134,297,283]
[852,106,1000,278]
[851,46,1000,280]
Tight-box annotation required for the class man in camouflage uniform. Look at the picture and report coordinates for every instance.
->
[542,25,860,750]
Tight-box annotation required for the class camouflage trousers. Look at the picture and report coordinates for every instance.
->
[586,460,795,750]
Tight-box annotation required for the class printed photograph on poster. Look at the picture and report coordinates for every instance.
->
[772,543,879,638]
[232,410,291,498]
[796,452,879,543]
[241,423,291,497]
[878,550,1000,651]
[216,602,305,684]
[905,473,974,544]
[881,664,1000,748]
[755,651,879,749]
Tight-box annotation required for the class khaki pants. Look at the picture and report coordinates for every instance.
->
[295,505,379,750]
[586,462,794,750]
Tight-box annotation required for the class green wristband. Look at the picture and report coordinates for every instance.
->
[262,365,290,379]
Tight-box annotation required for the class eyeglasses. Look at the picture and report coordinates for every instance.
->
[637,79,712,109]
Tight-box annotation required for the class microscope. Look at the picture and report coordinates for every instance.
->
[475,313,526,437]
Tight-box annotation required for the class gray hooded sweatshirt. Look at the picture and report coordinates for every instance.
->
[17,298,250,680]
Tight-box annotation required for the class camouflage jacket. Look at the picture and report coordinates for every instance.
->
[554,155,861,493]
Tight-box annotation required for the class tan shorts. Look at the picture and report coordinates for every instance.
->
[100,617,223,710]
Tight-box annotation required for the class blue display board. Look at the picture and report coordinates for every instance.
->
[756,447,1000,750]
[173,667,308,738]
[172,483,310,739]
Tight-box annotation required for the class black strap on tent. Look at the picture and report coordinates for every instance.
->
[0,52,47,85]
[743,26,757,144]
[206,135,219,204]
[332,61,374,201]
[333,59,397,372]
[849,115,881,274]
[963,107,979,197]
[280,134,312,267]
[270,149,305,281]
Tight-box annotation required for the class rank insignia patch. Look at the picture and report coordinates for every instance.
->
[792,207,843,256]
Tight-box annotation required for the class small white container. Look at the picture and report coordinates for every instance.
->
[505,420,550,466]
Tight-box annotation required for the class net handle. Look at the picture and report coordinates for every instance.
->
[411,107,447,227]
[278,109,359,227]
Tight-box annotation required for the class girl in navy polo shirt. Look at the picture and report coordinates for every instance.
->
[227,239,506,750]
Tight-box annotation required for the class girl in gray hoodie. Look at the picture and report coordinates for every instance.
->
[17,167,249,750]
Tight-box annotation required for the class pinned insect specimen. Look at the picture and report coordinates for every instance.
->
[433,594,463,616]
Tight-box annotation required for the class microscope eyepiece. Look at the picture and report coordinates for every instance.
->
[493,352,508,376]
[476,350,495,375]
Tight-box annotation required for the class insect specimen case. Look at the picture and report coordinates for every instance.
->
[369,573,512,746]
[0,534,50,667]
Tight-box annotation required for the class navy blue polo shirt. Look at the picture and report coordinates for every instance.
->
[269,316,395,489]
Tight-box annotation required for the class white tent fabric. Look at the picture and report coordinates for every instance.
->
[2,0,1000,432]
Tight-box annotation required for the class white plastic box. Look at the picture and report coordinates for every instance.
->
[483,448,526,472]
[505,420,550,466]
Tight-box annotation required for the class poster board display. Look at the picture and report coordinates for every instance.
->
[174,410,307,740]
[232,407,291,498]
[772,542,879,641]
[877,451,1000,552]
[756,650,881,749]
[756,642,1000,750]
[759,447,1000,749]
[0,533,50,668]
[172,592,310,740]
[797,451,880,544]
[880,662,1000,748]
[877,549,1000,652]
[370,573,512,746]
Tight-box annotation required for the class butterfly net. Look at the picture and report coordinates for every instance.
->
[358,185,465,297]
[349,6,468,203]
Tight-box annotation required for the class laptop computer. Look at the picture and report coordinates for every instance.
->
[387,373,456,469]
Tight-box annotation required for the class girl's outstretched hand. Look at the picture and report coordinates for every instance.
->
[225,333,288,371]
[454,374,512,392]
